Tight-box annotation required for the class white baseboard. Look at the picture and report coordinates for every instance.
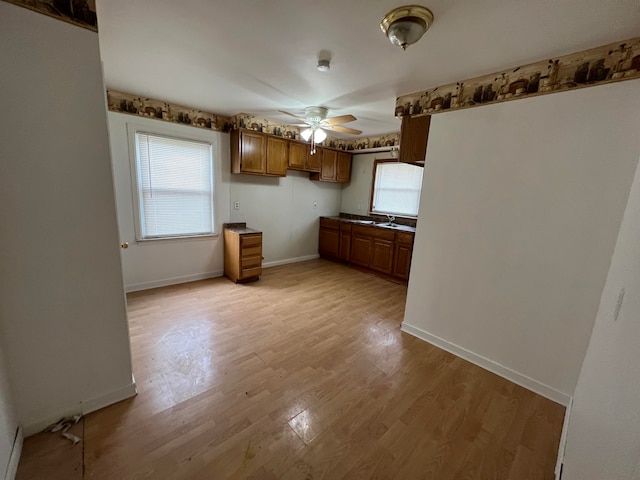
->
[22,381,137,436]
[263,254,320,269]
[555,396,573,479]
[125,271,223,292]
[4,426,22,480]
[400,323,572,406]
[81,381,137,415]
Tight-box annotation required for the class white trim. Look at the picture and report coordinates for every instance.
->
[555,396,573,480]
[23,406,82,437]
[22,381,138,437]
[400,322,572,406]
[263,254,320,269]
[4,426,22,480]
[125,270,224,292]
[81,381,137,416]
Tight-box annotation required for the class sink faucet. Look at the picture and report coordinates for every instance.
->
[386,214,396,225]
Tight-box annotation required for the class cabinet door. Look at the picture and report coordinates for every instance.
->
[240,131,266,174]
[288,141,309,170]
[339,230,351,262]
[306,149,321,172]
[336,151,352,183]
[399,115,431,163]
[320,149,337,181]
[393,243,413,280]
[370,238,394,274]
[350,235,372,267]
[266,136,288,176]
[319,227,340,258]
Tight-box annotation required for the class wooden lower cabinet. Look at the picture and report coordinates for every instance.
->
[320,218,415,282]
[224,225,263,283]
[370,238,394,274]
[318,217,340,259]
[350,229,373,268]
[339,223,351,262]
[393,231,414,280]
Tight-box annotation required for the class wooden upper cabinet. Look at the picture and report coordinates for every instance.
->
[306,148,322,172]
[399,115,431,163]
[288,141,321,172]
[230,129,286,177]
[266,136,288,176]
[231,129,266,174]
[320,148,337,182]
[336,151,352,183]
[288,141,309,170]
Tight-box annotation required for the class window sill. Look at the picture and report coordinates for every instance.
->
[135,233,219,245]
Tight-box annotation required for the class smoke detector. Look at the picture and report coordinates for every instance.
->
[316,59,330,72]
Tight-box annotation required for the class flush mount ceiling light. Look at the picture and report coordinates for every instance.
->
[380,5,434,51]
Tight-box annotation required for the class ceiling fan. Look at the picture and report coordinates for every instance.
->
[279,107,362,150]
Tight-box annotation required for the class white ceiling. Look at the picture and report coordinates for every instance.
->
[96,0,640,138]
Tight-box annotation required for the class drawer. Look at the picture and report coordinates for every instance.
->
[241,255,262,268]
[241,266,262,279]
[241,234,262,247]
[320,217,340,230]
[340,222,352,232]
[370,228,396,242]
[352,224,375,236]
[396,231,415,245]
[242,245,262,257]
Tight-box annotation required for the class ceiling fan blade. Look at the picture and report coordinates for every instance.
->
[325,114,357,125]
[328,125,362,135]
[278,110,305,121]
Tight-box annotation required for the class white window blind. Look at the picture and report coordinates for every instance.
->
[134,132,214,239]
[372,162,423,217]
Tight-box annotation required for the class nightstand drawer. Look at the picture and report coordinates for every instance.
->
[241,255,262,268]
[241,234,262,247]
[242,245,262,257]
[241,266,262,278]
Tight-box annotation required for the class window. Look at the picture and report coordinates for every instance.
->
[371,160,423,217]
[132,132,214,240]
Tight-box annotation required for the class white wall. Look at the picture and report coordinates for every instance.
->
[108,112,231,291]
[0,3,134,435]
[340,152,377,215]
[403,80,640,403]
[108,112,343,289]
[0,341,19,480]
[230,170,342,265]
[562,154,640,479]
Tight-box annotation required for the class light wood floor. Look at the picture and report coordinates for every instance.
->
[18,259,565,479]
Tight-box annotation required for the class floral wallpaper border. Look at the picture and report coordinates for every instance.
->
[107,92,399,152]
[2,0,98,32]
[396,37,640,117]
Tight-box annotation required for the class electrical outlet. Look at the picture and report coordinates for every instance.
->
[234,201,240,210]
[357,203,362,211]
[313,201,317,209]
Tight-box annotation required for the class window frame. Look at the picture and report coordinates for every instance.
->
[369,159,423,219]
[127,123,218,243]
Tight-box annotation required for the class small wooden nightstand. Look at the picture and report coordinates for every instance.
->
[223,223,263,283]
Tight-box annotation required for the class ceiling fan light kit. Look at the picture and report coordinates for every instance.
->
[381,5,434,50]
[279,106,362,153]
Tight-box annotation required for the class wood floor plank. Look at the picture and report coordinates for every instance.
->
[17,259,564,479]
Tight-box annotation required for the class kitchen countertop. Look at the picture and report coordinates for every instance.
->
[223,223,262,235]
[324,216,416,233]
